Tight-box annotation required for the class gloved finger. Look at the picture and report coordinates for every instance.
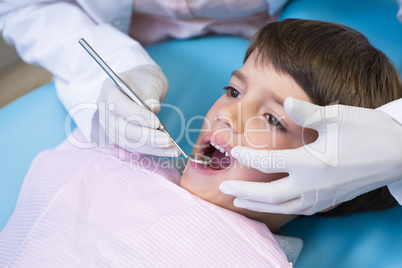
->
[99,115,165,146]
[230,144,323,172]
[235,144,333,171]
[120,73,163,113]
[102,117,172,148]
[233,197,305,214]
[124,142,181,157]
[141,91,162,114]
[117,126,180,157]
[122,123,175,148]
[146,146,181,157]
[230,146,291,173]
[103,68,164,114]
[145,99,161,114]
[120,65,169,102]
[219,178,301,204]
[111,100,162,130]
[101,82,162,128]
[284,97,339,131]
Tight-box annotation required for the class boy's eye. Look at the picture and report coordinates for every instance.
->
[265,113,285,131]
[223,86,242,99]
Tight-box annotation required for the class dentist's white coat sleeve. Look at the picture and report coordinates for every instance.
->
[379,98,402,204]
[0,1,157,140]
[265,0,289,15]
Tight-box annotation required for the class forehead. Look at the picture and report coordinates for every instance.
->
[235,52,312,104]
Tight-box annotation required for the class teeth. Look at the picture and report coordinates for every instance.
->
[209,141,229,155]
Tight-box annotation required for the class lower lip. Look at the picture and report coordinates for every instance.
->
[189,159,230,175]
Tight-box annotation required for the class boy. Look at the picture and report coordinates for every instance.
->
[1,19,401,267]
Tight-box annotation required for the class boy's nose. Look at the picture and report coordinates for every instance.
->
[215,101,252,134]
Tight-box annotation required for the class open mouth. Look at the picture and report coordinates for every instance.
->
[202,141,232,170]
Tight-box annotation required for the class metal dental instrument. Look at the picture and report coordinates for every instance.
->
[79,38,212,166]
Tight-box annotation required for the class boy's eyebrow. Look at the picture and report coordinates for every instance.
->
[231,70,285,106]
[231,70,245,81]
[269,92,284,106]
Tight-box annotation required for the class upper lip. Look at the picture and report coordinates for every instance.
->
[199,132,234,164]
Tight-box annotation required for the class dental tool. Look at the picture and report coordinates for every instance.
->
[79,38,213,167]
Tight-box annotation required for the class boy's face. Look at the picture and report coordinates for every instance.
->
[180,52,317,227]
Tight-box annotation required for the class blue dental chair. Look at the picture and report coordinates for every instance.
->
[1,0,402,267]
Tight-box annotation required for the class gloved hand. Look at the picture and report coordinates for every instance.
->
[96,64,180,157]
[220,97,402,215]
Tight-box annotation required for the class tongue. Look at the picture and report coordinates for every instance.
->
[210,149,231,170]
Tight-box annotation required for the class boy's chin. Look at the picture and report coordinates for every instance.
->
[182,161,190,175]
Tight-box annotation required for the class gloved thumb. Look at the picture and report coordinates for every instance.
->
[120,65,169,114]
[230,146,291,173]
[284,97,339,130]
[141,91,162,114]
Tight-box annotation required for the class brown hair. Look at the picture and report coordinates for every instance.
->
[246,19,402,216]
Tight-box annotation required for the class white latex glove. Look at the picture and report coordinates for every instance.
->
[220,97,402,215]
[95,64,180,157]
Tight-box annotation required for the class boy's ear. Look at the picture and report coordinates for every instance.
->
[319,204,340,213]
